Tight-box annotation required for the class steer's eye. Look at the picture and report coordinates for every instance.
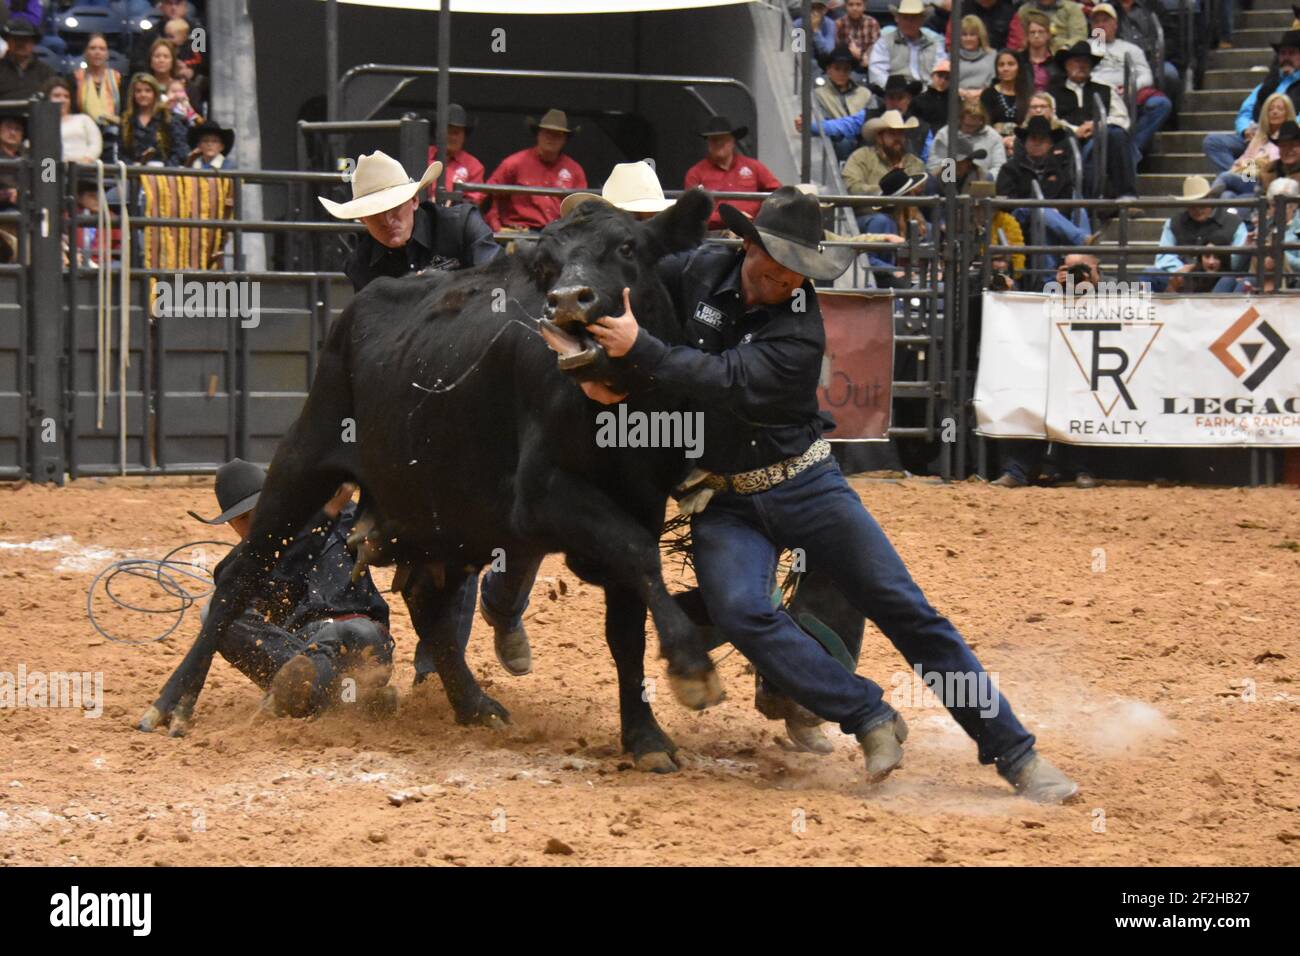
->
[618,239,635,259]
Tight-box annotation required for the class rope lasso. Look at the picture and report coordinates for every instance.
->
[86,540,232,645]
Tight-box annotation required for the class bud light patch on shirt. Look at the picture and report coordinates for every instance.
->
[693,302,725,329]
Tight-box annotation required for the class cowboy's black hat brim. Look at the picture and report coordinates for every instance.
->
[187,491,260,525]
[1016,125,1068,143]
[869,80,924,98]
[718,202,854,281]
[700,125,750,140]
[188,125,235,152]
[1054,48,1104,68]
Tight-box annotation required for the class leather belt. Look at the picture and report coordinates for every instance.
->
[703,439,832,496]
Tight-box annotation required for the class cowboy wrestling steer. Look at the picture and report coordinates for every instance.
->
[139,188,722,771]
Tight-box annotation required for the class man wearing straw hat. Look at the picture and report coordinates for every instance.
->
[575,186,1079,803]
[484,108,588,232]
[842,109,928,228]
[867,0,947,89]
[1148,174,1248,292]
[559,159,676,221]
[320,150,500,294]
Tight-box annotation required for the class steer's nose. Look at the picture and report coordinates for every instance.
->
[546,285,597,325]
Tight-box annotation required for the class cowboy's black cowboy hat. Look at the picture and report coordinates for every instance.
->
[1,19,40,40]
[187,119,235,153]
[1015,115,1068,143]
[828,45,857,66]
[869,73,924,98]
[442,103,475,130]
[1272,29,1300,52]
[1054,40,1103,70]
[718,185,854,281]
[699,115,749,140]
[188,458,265,524]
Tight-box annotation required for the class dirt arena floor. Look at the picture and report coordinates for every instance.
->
[1,474,1297,867]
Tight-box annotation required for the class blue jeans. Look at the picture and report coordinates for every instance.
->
[413,574,476,677]
[1014,207,1089,278]
[480,553,543,633]
[690,458,1036,771]
[1203,132,1246,173]
[1081,127,1137,196]
[1132,94,1173,161]
[1213,170,1257,199]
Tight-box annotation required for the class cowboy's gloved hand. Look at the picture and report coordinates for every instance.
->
[587,287,639,358]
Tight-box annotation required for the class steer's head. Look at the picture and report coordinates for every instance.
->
[530,188,712,374]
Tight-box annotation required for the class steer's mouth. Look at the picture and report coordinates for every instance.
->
[539,300,606,371]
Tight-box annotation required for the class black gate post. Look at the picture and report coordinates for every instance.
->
[398,115,430,184]
[27,99,66,485]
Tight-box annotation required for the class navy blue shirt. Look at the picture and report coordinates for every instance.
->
[621,246,833,474]
[345,200,501,293]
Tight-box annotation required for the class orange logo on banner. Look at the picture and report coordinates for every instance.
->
[816,292,894,440]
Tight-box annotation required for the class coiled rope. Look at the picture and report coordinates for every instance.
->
[86,540,232,645]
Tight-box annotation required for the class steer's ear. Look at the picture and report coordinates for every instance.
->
[643,187,712,257]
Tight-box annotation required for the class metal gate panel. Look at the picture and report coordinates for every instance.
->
[0,270,25,478]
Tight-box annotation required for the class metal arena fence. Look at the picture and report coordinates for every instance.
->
[1,101,1296,486]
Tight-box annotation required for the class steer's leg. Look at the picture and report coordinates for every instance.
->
[526,474,722,711]
[402,562,510,728]
[604,584,679,772]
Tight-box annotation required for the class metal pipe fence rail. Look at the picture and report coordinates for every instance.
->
[3,141,1296,484]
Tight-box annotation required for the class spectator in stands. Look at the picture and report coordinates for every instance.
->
[148,38,181,98]
[1018,10,1060,92]
[797,0,838,68]
[868,0,947,89]
[929,99,1005,182]
[163,18,192,58]
[860,168,930,287]
[484,108,588,232]
[427,104,486,207]
[1088,3,1172,165]
[817,45,873,122]
[1212,93,1294,199]
[1049,40,1137,199]
[685,114,781,230]
[0,111,22,218]
[559,159,675,221]
[121,73,186,165]
[911,57,951,128]
[1166,242,1228,294]
[1150,175,1248,291]
[1265,176,1300,274]
[1115,0,1180,100]
[186,119,232,170]
[982,49,1032,154]
[0,19,54,101]
[167,78,200,128]
[73,34,122,128]
[956,16,998,97]
[132,0,203,76]
[1204,31,1300,174]
[946,0,1024,51]
[45,77,101,164]
[1016,0,1086,53]
[321,150,500,291]
[1260,118,1300,194]
[1025,89,1059,123]
[835,0,881,77]
[843,109,928,226]
[997,114,1095,254]
[804,74,931,159]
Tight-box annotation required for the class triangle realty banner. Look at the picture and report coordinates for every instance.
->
[974,290,1300,446]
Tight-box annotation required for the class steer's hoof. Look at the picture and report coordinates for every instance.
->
[137,704,166,733]
[166,703,193,738]
[669,668,725,711]
[634,750,679,774]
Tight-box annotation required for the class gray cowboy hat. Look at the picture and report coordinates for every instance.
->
[718,185,854,282]
[442,103,475,130]
[528,108,579,134]
[187,458,265,524]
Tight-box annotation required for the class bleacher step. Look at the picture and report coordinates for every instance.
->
[1238,9,1297,28]
[1206,46,1282,70]
[1184,88,1259,111]
[1142,152,1221,174]
[1200,67,1272,91]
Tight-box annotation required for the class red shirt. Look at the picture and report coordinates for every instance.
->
[684,154,782,229]
[427,145,486,206]
[484,148,587,231]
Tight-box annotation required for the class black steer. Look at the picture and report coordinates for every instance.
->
[140,189,723,772]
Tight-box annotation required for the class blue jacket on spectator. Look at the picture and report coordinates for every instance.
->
[1235,73,1300,136]
[811,109,933,163]
[1154,218,1249,273]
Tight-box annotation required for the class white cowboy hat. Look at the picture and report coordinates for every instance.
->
[890,0,929,15]
[1181,175,1212,201]
[318,151,443,220]
[559,160,675,217]
[864,109,920,134]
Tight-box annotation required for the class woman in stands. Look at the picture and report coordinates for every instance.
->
[1213,93,1296,200]
[121,74,186,166]
[981,49,1031,156]
[1018,11,1060,93]
[73,35,122,128]
[44,77,102,166]
[957,16,997,100]
[147,39,182,105]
